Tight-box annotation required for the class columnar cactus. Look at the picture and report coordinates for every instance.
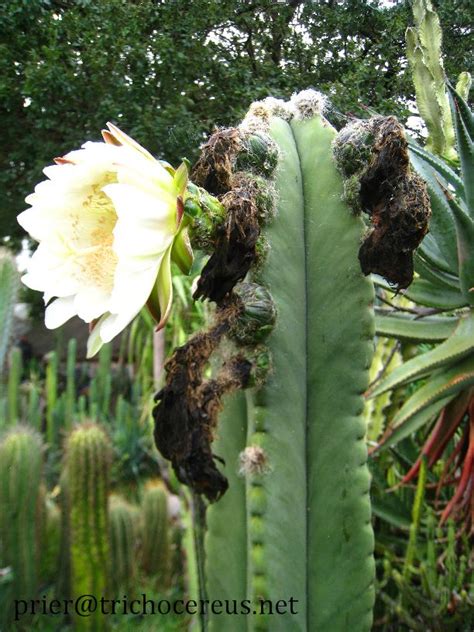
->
[150,88,432,629]
[65,423,111,630]
[0,428,43,621]
[42,497,61,584]
[201,93,377,631]
[0,247,20,376]
[140,481,170,590]
[109,494,139,595]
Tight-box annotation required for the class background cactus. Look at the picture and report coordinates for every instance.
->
[65,423,111,630]
[200,93,376,631]
[0,247,20,377]
[108,494,139,595]
[406,0,471,163]
[140,481,171,590]
[42,497,61,585]
[0,427,43,623]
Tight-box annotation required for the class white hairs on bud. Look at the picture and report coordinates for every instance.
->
[261,97,295,121]
[290,89,328,120]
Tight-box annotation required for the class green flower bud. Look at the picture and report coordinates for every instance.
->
[231,283,276,346]
[235,132,279,178]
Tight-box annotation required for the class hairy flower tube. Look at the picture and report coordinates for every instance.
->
[17,123,193,357]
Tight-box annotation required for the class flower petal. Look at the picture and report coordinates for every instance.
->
[106,122,156,161]
[86,314,108,358]
[74,287,112,323]
[109,257,162,321]
[45,296,77,329]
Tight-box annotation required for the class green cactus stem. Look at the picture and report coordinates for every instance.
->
[204,92,376,631]
[0,248,20,377]
[0,427,43,622]
[140,481,170,590]
[65,338,77,429]
[42,497,61,585]
[45,351,58,446]
[65,423,111,630]
[109,494,139,595]
[7,346,22,425]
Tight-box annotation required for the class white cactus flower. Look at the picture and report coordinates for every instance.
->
[17,123,192,357]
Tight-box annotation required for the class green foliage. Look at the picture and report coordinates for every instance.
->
[3,0,472,247]
[65,423,111,631]
[0,427,43,624]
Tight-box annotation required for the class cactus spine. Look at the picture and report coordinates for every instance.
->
[0,428,43,620]
[205,94,375,631]
[65,423,110,630]
[0,248,20,376]
[141,481,170,589]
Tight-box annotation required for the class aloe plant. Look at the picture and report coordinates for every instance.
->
[371,85,474,529]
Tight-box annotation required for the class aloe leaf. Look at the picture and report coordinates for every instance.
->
[371,312,474,397]
[408,141,464,198]
[377,395,453,453]
[409,151,458,273]
[371,497,411,530]
[418,232,456,275]
[374,310,458,342]
[403,277,466,309]
[414,252,460,291]
[447,83,474,214]
[444,192,474,304]
[389,354,474,431]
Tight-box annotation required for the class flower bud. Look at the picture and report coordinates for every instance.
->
[231,283,276,346]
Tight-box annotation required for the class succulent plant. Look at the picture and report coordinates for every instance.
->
[370,85,474,529]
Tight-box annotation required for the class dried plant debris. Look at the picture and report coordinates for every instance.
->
[193,182,262,303]
[153,297,254,501]
[191,126,278,304]
[192,128,242,196]
[333,116,431,289]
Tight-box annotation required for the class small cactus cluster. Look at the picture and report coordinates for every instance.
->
[0,421,174,627]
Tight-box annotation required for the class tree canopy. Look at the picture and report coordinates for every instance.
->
[0,0,472,245]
